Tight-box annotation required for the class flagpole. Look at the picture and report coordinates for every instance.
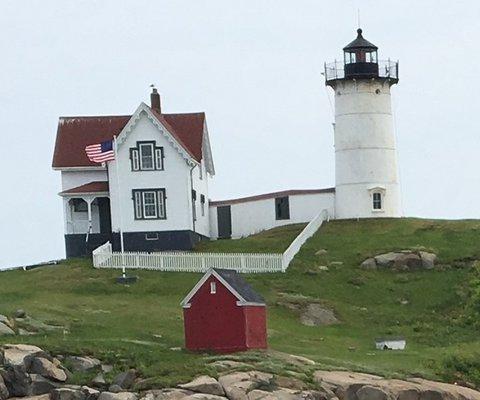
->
[113,135,126,278]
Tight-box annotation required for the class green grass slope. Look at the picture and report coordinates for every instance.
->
[1,218,480,387]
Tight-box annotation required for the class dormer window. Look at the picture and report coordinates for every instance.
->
[130,141,164,171]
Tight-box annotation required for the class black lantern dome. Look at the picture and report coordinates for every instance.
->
[343,28,379,79]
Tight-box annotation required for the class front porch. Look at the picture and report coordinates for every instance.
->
[60,181,112,257]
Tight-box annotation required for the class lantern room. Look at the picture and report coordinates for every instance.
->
[324,28,399,86]
[343,28,379,79]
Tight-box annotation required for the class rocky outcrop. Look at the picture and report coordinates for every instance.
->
[361,250,438,271]
[179,377,224,396]
[313,370,480,400]
[2,344,480,400]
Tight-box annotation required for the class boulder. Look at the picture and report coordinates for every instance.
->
[81,386,101,400]
[393,254,423,270]
[179,376,225,396]
[109,385,123,394]
[360,258,377,270]
[98,392,138,400]
[0,322,15,336]
[30,374,61,395]
[0,315,13,329]
[374,252,401,267]
[1,364,32,397]
[113,369,137,389]
[29,357,67,382]
[66,356,101,372]
[11,395,51,400]
[140,389,194,400]
[91,374,107,389]
[183,395,227,400]
[356,385,389,400]
[0,375,9,400]
[274,377,307,391]
[14,309,27,318]
[420,252,437,269]
[51,387,87,400]
[2,344,45,367]
[300,304,339,327]
[313,370,480,400]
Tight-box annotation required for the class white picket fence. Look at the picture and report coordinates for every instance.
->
[92,209,329,273]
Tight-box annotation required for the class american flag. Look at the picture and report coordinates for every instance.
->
[85,139,115,163]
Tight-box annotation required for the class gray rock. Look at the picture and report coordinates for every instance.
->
[394,254,423,270]
[29,357,67,382]
[274,376,307,391]
[91,374,107,389]
[183,395,227,400]
[30,374,61,395]
[420,252,437,269]
[101,364,114,373]
[300,304,339,326]
[109,385,123,393]
[1,364,32,397]
[397,388,420,400]
[374,252,402,267]
[356,385,389,400]
[15,309,26,318]
[179,376,224,396]
[0,322,15,336]
[0,315,13,329]
[98,392,138,400]
[2,344,45,367]
[0,374,9,400]
[140,389,193,400]
[51,387,87,400]
[360,258,377,270]
[67,356,101,372]
[113,369,136,389]
[81,386,101,400]
[14,395,51,400]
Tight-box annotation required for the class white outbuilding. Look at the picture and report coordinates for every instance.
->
[375,337,406,350]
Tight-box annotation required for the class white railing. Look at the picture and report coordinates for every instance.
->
[92,209,329,273]
[282,209,329,270]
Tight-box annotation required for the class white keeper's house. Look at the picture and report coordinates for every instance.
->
[53,28,401,257]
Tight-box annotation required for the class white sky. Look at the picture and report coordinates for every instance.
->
[1,1,479,269]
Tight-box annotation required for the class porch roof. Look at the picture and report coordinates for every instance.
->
[60,181,109,197]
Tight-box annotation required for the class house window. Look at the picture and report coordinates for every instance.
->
[275,196,290,220]
[192,190,197,221]
[200,194,206,217]
[130,141,164,171]
[210,281,216,294]
[373,192,383,210]
[72,198,88,212]
[132,189,166,220]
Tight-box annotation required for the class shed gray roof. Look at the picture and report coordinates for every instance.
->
[214,269,265,304]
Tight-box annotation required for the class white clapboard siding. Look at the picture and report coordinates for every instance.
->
[92,209,329,273]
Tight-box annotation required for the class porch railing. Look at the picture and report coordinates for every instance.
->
[92,209,329,273]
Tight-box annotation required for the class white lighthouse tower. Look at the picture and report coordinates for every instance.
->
[325,29,401,219]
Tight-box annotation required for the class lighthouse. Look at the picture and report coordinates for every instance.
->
[325,29,401,219]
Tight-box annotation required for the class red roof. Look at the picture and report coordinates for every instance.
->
[52,108,205,168]
[60,181,109,196]
[210,188,335,206]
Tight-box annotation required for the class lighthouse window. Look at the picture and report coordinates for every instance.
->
[373,193,383,210]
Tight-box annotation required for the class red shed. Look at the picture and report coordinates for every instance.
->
[181,268,267,352]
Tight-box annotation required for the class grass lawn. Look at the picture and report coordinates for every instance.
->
[1,218,480,388]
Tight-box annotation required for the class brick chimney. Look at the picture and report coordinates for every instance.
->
[150,88,161,113]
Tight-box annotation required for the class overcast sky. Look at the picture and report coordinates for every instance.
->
[0,1,479,269]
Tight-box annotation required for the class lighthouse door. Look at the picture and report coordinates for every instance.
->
[217,206,232,239]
